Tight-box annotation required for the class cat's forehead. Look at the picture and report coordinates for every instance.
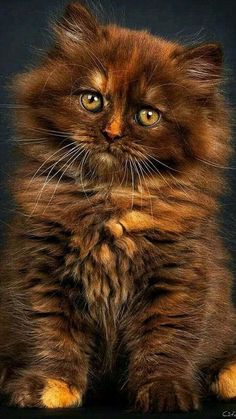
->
[90,49,142,96]
[90,68,157,103]
[87,28,178,104]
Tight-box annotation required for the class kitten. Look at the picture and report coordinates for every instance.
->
[0,1,235,412]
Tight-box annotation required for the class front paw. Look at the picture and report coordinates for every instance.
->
[41,378,82,408]
[134,378,200,412]
[7,375,82,408]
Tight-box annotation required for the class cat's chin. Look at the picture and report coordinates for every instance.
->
[97,152,117,166]
[88,152,120,180]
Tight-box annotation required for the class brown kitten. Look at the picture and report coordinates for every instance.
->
[0,1,235,412]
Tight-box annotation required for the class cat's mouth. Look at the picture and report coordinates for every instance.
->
[73,136,149,181]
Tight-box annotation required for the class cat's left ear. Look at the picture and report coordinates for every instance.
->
[177,43,223,91]
[55,1,100,44]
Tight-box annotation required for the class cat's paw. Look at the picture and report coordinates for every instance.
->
[134,378,200,412]
[41,378,82,408]
[211,363,236,400]
[7,375,82,408]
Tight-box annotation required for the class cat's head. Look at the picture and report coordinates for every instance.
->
[14,1,230,186]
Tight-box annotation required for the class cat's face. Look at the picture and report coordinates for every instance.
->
[14,2,229,186]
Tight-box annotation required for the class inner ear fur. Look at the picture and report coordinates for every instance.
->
[177,43,223,89]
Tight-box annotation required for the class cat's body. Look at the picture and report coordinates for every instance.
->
[0,1,235,412]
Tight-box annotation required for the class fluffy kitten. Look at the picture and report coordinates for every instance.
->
[0,1,235,412]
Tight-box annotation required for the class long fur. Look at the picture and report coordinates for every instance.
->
[0,1,235,412]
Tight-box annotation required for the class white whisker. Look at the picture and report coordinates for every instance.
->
[26,142,75,190]
[42,147,86,214]
[134,156,154,219]
[78,149,92,202]
[128,158,135,210]
[132,157,143,211]
[30,145,85,216]
[195,157,236,170]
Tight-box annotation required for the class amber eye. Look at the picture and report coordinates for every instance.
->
[135,108,161,127]
[80,91,103,113]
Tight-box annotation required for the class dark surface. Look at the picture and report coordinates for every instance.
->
[0,0,236,418]
[0,401,236,419]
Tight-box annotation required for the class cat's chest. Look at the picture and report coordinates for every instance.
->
[66,208,160,309]
[72,216,137,308]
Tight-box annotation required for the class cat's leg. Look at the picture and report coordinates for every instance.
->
[2,287,93,408]
[3,321,92,408]
[123,277,204,412]
[4,369,83,408]
[3,331,91,408]
[0,216,96,408]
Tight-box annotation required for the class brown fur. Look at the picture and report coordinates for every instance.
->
[0,1,235,412]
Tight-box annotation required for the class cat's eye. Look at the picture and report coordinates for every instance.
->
[80,91,103,113]
[135,108,161,127]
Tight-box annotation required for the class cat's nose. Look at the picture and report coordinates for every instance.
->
[103,118,123,142]
[102,128,122,142]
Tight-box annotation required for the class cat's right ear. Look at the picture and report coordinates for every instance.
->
[54,2,100,46]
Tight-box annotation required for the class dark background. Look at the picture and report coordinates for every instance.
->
[0,0,236,418]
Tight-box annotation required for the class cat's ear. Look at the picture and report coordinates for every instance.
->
[55,1,99,44]
[177,43,223,91]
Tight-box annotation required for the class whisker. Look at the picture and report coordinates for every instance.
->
[144,158,174,191]
[14,138,49,145]
[120,157,128,188]
[135,149,174,192]
[137,148,198,196]
[142,149,180,173]
[26,142,75,190]
[28,127,73,138]
[42,147,86,213]
[78,149,92,201]
[85,160,99,184]
[134,156,154,218]
[195,157,236,170]
[132,157,143,211]
[128,158,135,210]
[30,145,84,215]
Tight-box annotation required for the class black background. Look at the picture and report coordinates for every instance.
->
[0,0,236,418]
